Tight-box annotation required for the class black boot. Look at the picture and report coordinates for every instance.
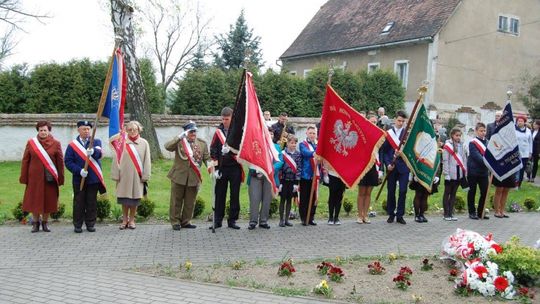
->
[31,221,40,233]
[41,221,51,232]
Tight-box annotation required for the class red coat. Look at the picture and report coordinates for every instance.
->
[19,135,65,214]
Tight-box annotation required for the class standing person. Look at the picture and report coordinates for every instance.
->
[279,134,302,227]
[441,127,467,221]
[111,121,151,230]
[210,107,243,230]
[486,111,503,140]
[299,125,318,226]
[514,115,532,187]
[64,120,106,233]
[165,121,210,230]
[467,123,489,220]
[377,107,390,129]
[357,114,383,224]
[381,111,409,224]
[326,166,345,225]
[263,110,275,128]
[271,112,295,148]
[20,121,64,233]
[529,120,540,182]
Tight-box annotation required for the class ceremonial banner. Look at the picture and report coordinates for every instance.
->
[227,70,280,196]
[101,48,127,163]
[316,85,385,188]
[484,101,522,180]
[401,104,441,191]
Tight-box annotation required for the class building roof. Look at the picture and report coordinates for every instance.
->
[281,0,461,60]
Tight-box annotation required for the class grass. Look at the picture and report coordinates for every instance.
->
[1,158,539,221]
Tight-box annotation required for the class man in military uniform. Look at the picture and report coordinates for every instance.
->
[271,112,295,147]
[210,107,243,229]
[64,120,106,233]
[165,121,211,230]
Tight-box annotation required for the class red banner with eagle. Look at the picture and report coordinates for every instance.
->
[316,85,386,188]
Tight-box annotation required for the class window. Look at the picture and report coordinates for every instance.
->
[394,60,409,88]
[289,70,297,76]
[498,15,519,35]
[381,22,394,34]
[367,62,380,73]
[303,69,312,77]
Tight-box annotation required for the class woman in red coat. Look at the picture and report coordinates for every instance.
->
[19,121,64,232]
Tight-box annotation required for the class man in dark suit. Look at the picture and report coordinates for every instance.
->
[381,111,409,224]
[271,112,295,148]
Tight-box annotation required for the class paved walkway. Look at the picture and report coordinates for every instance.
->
[0,213,538,303]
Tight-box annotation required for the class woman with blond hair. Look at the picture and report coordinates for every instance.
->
[111,121,151,229]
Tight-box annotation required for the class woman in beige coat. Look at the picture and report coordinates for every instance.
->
[111,121,151,229]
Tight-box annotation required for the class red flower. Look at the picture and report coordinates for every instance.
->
[473,265,488,278]
[491,243,503,254]
[494,276,509,292]
[518,287,529,296]
[449,269,459,277]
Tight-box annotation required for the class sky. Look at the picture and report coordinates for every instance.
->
[2,0,327,71]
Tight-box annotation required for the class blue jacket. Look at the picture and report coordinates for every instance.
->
[381,129,409,174]
[467,137,488,177]
[300,140,317,180]
[64,137,104,186]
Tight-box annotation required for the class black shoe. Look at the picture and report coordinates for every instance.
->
[502,214,509,218]
[396,217,406,224]
[248,223,256,230]
[74,227,83,233]
[209,223,222,229]
[279,220,285,227]
[301,222,307,226]
[31,221,40,233]
[86,226,96,232]
[182,224,197,229]
[41,221,50,232]
[259,223,271,229]
[228,223,241,230]
[172,224,181,231]
[285,221,293,227]
[387,216,395,223]
[308,221,317,226]
[414,216,422,223]
[469,214,479,220]
[421,216,429,223]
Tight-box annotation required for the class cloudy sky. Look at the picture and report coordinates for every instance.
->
[2,0,327,70]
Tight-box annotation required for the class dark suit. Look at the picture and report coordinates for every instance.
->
[381,128,410,218]
[531,130,540,179]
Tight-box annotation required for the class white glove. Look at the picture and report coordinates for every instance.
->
[178,131,188,139]
[221,145,230,154]
[445,175,450,181]
[413,176,419,182]
[293,185,299,193]
[378,171,384,179]
[434,176,440,184]
[279,184,283,192]
[80,169,88,178]
[323,174,330,184]
[86,148,94,156]
[213,170,221,179]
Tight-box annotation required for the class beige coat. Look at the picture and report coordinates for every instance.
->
[165,136,210,187]
[111,137,151,199]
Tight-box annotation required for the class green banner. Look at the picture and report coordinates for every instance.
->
[402,104,441,192]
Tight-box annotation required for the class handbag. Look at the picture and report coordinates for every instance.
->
[460,177,469,190]
[44,170,55,183]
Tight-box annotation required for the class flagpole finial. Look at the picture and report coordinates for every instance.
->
[506,86,513,100]
[327,58,335,85]
[417,81,428,97]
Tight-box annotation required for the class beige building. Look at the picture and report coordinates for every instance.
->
[280,0,540,124]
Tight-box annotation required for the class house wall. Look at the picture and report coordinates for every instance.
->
[434,0,540,115]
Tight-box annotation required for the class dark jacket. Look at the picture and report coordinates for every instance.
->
[280,149,302,181]
[64,137,103,186]
[210,124,240,168]
[270,121,295,144]
[381,127,410,174]
[533,130,540,157]
[467,137,489,176]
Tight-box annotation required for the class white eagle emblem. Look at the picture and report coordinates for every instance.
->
[330,120,358,156]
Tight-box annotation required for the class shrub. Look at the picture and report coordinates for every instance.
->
[454,196,465,212]
[193,196,206,218]
[50,203,65,221]
[523,197,537,211]
[269,198,279,218]
[490,236,540,287]
[137,197,155,219]
[96,195,111,221]
[343,198,353,216]
[12,201,28,222]
[111,206,122,222]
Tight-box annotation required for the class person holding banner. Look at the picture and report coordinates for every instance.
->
[466,123,489,220]
[165,121,210,230]
[20,121,64,233]
[299,125,319,226]
[514,115,532,188]
[65,120,106,233]
[441,127,467,221]
[111,121,151,230]
[278,135,301,227]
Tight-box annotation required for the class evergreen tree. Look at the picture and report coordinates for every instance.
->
[190,45,209,70]
[213,9,263,70]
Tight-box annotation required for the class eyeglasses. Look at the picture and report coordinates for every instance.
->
[127,128,138,132]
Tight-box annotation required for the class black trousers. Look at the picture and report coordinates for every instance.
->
[531,154,539,179]
[73,183,98,228]
[299,179,317,223]
[279,180,296,221]
[214,165,242,225]
[442,180,459,218]
[328,175,345,221]
[413,187,429,217]
[467,174,488,216]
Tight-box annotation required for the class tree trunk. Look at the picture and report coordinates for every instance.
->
[111,0,163,159]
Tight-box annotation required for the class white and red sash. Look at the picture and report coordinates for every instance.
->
[443,142,467,175]
[29,137,59,183]
[302,140,320,203]
[181,138,202,183]
[386,127,402,150]
[212,128,245,182]
[375,155,381,172]
[126,142,143,178]
[282,150,297,173]
[69,139,105,187]
[470,138,486,156]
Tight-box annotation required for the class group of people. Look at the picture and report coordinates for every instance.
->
[19,107,540,233]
